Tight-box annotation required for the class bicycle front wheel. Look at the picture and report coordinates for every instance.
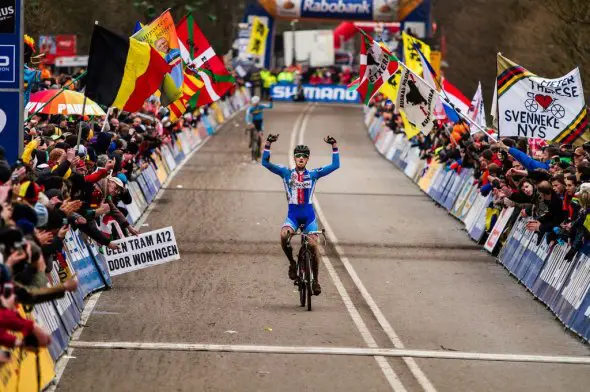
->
[303,250,313,311]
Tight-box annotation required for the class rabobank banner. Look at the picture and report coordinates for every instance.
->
[271,84,360,103]
[258,0,398,21]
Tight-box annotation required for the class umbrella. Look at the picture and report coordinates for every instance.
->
[26,89,106,116]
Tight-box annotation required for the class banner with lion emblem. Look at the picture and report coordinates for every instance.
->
[497,54,587,143]
[396,67,436,135]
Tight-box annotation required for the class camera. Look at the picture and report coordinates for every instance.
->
[13,240,25,251]
[2,283,13,299]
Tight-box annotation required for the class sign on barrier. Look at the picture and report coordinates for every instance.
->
[103,226,180,276]
[484,207,515,253]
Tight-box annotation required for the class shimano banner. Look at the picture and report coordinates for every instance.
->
[271,84,359,103]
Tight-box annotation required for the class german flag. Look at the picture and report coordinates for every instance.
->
[82,25,170,112]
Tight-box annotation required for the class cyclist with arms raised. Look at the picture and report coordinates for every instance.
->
[246,96,273,162]
[262,133,339,295]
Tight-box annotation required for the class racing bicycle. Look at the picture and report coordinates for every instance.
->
[287,229,325,311]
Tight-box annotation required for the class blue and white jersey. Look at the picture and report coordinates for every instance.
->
[262,147,340,205]
[246,103,273,124]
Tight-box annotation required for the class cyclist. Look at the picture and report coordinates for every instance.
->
[262,133,339,295]
[245,96,273,162]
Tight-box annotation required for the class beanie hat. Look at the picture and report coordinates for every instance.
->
[12,203,38,227]
[34,202,49,227]
[18,181,43,204]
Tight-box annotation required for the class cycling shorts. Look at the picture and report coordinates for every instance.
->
[253,119,263,132]
[283,204,318,233]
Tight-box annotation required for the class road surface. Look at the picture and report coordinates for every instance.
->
[55,103,590,392]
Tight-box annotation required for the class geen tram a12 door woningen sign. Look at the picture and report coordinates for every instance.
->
[0,0,23,164]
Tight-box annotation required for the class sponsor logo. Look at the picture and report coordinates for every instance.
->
[0,0,15,34]
[272,84,359,103]
[302,0,371,16]
[0,45,14,83]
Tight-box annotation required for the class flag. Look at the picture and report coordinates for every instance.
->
[402,32,431,75]
[441,79,470,122]
[396,67,437,135]
[168,71,205,121]
[497,54,588,143]
[400,109,421,139]
[246,17,269,57]
[491,79,498,129]
[176,13,235,108]
[380,72,401,103]
[467,82,487,131]
[132,10,184,106]
[82,25,170,113]
[415,43,445,120]
[357,29,399,105]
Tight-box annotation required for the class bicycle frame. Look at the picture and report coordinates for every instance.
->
[287,229,325,311]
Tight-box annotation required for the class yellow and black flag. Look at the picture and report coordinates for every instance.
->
[83,25,170,112]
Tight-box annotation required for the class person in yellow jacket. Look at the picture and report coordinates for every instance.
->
[260,69,277,100]
[277,68,294,84]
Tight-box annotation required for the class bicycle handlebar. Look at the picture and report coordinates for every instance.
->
[286,229,326,247]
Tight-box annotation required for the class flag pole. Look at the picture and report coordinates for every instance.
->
[76,89,88,150]
[24,71,87,122]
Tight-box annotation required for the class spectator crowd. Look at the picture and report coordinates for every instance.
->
[0,65,243,362]
[371,93,590,259]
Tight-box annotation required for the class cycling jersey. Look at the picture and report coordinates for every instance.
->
[246,103,273,125]
[262,145,340,232]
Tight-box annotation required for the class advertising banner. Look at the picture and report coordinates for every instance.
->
[62,229,106,296]
[103,226,180,276]
[484,207,514,253]
[39,34,76,64]
[258,0,397,22]
[0,308,56,392]
[0,0,22,164]
[271,84,359,103]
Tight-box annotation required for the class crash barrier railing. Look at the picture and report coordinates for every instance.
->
[1,88,251,391]
[364,107,590,343]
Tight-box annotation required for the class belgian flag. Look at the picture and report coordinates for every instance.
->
[82,25,170,112]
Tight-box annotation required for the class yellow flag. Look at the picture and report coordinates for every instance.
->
[400,109,421,139]
[380,72,401,102]
[402,32,431,76]
[247,17,269,56]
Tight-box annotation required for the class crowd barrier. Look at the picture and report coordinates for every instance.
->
[363,107,590,343]
[1,88,251,391]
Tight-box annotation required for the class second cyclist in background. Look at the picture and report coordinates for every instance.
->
[246,96,273,163]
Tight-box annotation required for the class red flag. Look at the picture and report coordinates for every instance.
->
[176,14,235,108]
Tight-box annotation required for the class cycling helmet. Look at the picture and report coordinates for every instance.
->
[251,96,260,105]
[294,145,310,157]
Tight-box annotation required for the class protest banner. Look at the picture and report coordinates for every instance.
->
[103,226,180,276]
[497,54,588,143]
